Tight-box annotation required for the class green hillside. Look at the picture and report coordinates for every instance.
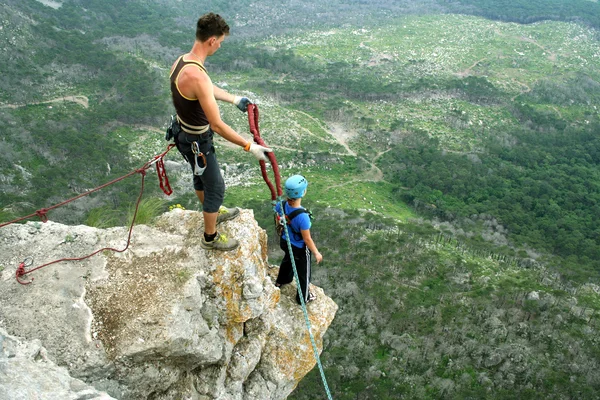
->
[1,1,599,399]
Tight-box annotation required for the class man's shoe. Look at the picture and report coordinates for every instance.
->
[216,206,240,225]
[200,232,239,251]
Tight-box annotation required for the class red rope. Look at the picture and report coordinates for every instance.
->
[0,144,175,229]
[16,169,149,285]
[247,104,282,200]
[3,144,177,284]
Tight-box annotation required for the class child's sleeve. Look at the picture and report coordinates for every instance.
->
[297,213,312,231]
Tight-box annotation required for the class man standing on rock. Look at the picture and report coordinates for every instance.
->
[170,12,272,251]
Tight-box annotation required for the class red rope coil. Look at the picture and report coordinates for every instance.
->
[247,104,282,200]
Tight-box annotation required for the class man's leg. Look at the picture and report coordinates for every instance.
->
[194,145,238,251]
[196,189,239,227]
[196,189,204,204]
[196,189,217,235]
[204,210,218,235]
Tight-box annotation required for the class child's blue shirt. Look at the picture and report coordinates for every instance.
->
[276,201,311,248]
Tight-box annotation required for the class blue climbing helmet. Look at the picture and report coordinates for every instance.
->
[284,175,308,199]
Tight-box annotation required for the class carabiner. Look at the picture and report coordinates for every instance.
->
[191,142,207,176]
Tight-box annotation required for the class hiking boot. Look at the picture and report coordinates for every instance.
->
[200,232,239,251]
[216,206,240,225]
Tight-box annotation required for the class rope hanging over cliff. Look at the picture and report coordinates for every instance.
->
[2,145,177,284]
[279,209,334,400]
[248,104,333,399]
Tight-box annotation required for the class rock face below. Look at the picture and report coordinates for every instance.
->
[0,209,337,399]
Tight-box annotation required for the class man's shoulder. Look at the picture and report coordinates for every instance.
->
[178,64,211,92]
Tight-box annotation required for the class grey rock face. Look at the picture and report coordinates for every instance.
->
[0,209,337,399]
[0,328,117,400]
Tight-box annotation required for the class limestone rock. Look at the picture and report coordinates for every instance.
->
[0,327,116,400]
[0,209,337,399]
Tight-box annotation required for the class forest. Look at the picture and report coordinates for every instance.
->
[1,0,600,399]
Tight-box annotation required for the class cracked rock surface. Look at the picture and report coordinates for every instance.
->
[0,209,337,399]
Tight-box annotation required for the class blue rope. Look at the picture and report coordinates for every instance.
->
[275,201,334,400]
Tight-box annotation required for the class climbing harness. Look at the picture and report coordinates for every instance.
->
[2,144,176,284]
[248,104,333,399]
[275,200,312,239]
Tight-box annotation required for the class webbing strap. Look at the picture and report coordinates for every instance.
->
[278,207,334,400]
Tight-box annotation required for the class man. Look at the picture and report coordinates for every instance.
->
[170,12,271,251]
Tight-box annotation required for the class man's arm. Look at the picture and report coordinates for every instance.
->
[194,74,248,147]
[213,84,235,104]
[190,71,270,160]
[214,84,251,112]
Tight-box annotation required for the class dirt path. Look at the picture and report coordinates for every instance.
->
[0,95,89,109]
[455,57,488,78]
[511,79,532,101]
[518,35,558,62]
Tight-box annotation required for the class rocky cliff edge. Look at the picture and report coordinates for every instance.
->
[0,209,337,399]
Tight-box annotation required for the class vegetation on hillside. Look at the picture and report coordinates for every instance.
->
[1,0,600,399]
[243,202,600,400]
[443,0,600,30]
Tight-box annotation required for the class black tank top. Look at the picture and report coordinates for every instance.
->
[170,56,210,134]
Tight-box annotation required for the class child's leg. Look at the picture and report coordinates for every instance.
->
[276,237,294,286]
[292,245,312,304]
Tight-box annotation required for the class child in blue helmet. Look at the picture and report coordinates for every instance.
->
[275,175,323,305]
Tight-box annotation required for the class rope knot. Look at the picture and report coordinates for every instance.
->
[35,208,49,222]
[16,261,33,285]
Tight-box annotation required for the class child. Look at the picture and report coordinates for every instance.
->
[275,175,323,304]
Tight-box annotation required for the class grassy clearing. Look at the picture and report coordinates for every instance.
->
[223,164,414,222]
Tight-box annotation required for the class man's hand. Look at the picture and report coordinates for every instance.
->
[234,96,252,112]
[248,143,272,161]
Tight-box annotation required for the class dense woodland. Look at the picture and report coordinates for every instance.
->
[1,0,600,399]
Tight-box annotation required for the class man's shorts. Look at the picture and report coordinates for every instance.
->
[175,129,225,213]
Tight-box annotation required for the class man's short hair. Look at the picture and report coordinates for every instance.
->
[196,13,230,42]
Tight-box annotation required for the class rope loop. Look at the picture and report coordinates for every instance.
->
[16,258,34,285]
[247,104,282,200]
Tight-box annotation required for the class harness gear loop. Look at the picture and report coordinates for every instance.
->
[191,141,207,176]
[247,104,282,201]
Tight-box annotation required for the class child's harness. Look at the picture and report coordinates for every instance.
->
[275,201,312,240]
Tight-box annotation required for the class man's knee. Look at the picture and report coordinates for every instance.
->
[202,190,224,213]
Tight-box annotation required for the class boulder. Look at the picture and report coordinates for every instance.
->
[0,209,337,399]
